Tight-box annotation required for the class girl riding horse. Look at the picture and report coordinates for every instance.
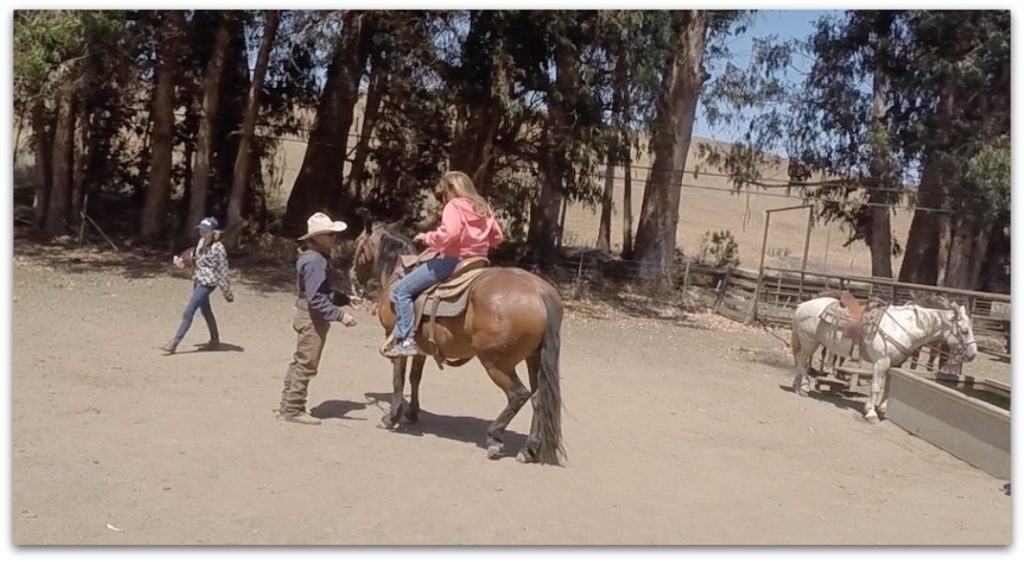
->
[350,190,564,464]
[382,171,504,358]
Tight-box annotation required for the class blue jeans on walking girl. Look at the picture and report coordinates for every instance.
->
[174,281,220,343]
[391,256,460,341]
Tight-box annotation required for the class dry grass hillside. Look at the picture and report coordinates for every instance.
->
[259,115,912,275]
[13,96,911,275]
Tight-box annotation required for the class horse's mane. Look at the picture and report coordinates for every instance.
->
[375,227,417,280]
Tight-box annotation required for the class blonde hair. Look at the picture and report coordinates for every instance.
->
[436,171,491,215]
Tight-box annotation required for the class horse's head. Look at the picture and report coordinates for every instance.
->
[349,208,415,299]
[926,295,978,362]
[350,208,379,296]
[946,302,979,362]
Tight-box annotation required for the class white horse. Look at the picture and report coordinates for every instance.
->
[790,295,978,422]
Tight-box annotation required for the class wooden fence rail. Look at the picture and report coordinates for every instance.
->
[710,267,1010,350]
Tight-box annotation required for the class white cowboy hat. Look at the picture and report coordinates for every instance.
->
[298,212,348,240]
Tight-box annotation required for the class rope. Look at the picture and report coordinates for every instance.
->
[754,315,793,349]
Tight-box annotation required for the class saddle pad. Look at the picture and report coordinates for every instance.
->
[435,266,492,299]
[819,301,849,327]
[413,268,496,323]
[819,301,885,359]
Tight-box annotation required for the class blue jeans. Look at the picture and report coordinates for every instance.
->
[173,281,220,343]
[391,257,460,340]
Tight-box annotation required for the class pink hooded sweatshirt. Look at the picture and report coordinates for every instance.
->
[422,197,504,259]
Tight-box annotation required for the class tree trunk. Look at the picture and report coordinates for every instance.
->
[527,131,565,264]
[556,196,568,250]
[898,83,955,285]
[867,202,893,277]
[141,10,186,240]
[618,47,634,260]
[633,11,709,278]
[71,103,89,227]
[526,37,577,264]
[467,107,501,196]
[450,101,501,196]
[185,19,232,234]
[966,216,994,290]
[866,23,893,278]
[598,44,629,254]
[284,11,369,234]
[596,158,615,252]
[31,100,52,231]
[46,83,75,238]
[935,203,953,284]
[942,212,976,289]
[622,149,634,259]
[977,218,1008,293]
[226,10,280,228]
[210,21,251,220]
[898,161,942,285]
[448,16,503,196]
[14,111,25,161]
[345,52,386,202]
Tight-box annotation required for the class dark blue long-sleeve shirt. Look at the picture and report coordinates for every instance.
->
[295,249,349,322]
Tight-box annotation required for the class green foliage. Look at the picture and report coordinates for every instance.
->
[13,10,127,99]
[698,229,740,268]
[12,9,743,242]
[964,135,1010,217]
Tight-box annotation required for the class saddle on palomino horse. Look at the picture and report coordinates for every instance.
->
[382,251,498,368]
[818,290,886,358]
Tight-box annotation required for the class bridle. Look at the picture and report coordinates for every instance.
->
[945,306,976,360]
[349,232,377,301]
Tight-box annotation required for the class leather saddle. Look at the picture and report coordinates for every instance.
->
[383,251,496,368]
[818,290,884,342]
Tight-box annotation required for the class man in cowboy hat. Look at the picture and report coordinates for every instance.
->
[277,212,360,425]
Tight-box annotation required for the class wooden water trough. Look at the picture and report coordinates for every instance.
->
[886,368,1010,480]
[807,362,1010,480]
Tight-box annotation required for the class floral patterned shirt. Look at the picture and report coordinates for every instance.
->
[193,239,233,300]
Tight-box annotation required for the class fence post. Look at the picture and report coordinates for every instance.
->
[750,212,773,324]
[682,259,692,292]
[78,194,89,245]
[798,206,812,302]
[714,269,732,314]
[745,273,761,324]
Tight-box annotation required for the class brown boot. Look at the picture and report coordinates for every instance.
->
[160,339,180,355]
[277,411,321,425]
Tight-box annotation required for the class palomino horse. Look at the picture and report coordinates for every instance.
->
[791,294,977,422]
[349,215,565,464]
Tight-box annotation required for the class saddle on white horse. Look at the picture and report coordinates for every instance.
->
[818,291,886,358]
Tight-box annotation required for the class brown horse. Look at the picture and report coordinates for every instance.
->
[349,216,565,464]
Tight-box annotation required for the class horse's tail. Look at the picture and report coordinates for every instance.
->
[536,292,566,465]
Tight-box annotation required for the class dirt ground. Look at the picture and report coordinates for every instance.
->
[10,242,1010,545]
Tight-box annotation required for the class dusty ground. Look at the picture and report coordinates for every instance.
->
[11,242,1010,545]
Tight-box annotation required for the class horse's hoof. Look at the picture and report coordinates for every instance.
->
[864,413,880,424]
[399,413,418,426]
[486,445,503,459]
[796,388,809,397]
[516,450,537,464]
[378,416,397,430]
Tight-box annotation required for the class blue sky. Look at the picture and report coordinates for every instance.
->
[693,10,836,143]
